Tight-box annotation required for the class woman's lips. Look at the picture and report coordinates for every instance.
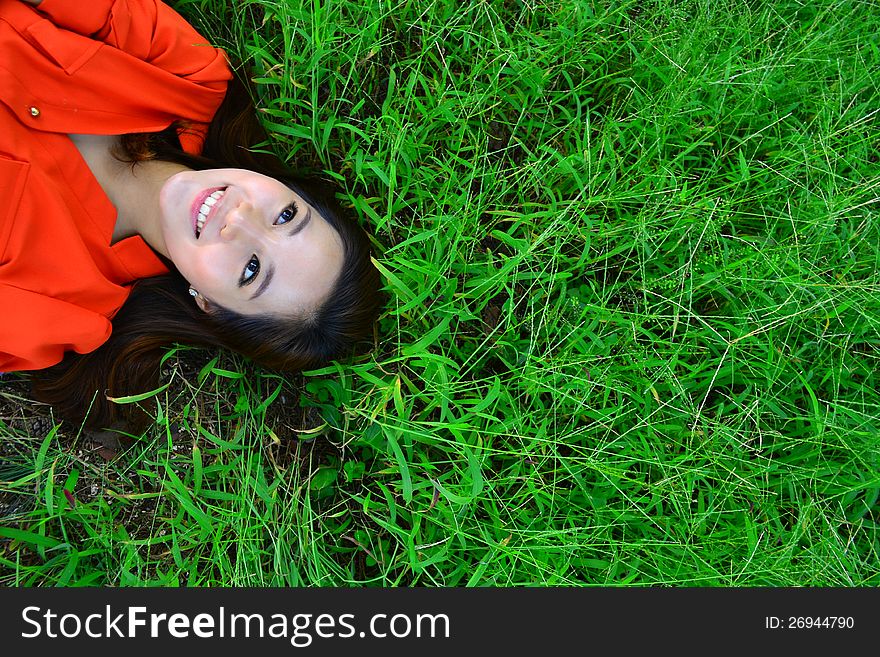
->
[191,187,226,238]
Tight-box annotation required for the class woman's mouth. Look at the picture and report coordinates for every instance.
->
[192,187,227,238]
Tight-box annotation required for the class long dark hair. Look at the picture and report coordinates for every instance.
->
[30,72,384,429]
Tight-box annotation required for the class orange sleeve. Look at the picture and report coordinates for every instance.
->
[34,0,230,89]
[0,284,112,372]
[27,0,116,36]
[19,0,231,151]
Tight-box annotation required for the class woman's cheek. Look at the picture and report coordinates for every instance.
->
[193,252,232,295]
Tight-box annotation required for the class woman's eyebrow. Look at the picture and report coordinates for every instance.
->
[249,209,312,301]
[250,264,275,301]
[287,207,311,237]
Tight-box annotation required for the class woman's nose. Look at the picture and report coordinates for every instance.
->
[219,203,261,241]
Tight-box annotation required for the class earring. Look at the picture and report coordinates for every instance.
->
[189,287,199,298]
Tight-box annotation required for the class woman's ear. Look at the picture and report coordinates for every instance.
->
[189,286,212,313]
[195,294,212,313]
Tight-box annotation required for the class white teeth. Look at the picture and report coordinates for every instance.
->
[196,189,225,237]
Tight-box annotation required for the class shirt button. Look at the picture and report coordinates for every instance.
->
[29,106,40,117]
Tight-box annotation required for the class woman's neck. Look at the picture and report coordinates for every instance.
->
[111,158,188,257]
[69,133,187,257]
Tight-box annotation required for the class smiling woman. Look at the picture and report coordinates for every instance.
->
[0,0,384,428]
[158,168,345,318]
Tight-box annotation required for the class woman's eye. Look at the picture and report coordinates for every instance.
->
[241,255,260,286]
[276,203,297,225]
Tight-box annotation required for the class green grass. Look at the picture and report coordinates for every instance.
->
[1,0,878,586]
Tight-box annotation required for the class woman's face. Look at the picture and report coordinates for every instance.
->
[159,168,344,317]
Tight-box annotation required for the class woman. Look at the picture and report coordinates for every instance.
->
[0,0,383,427]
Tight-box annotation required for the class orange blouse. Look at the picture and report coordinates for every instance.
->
[0,0,230,372]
